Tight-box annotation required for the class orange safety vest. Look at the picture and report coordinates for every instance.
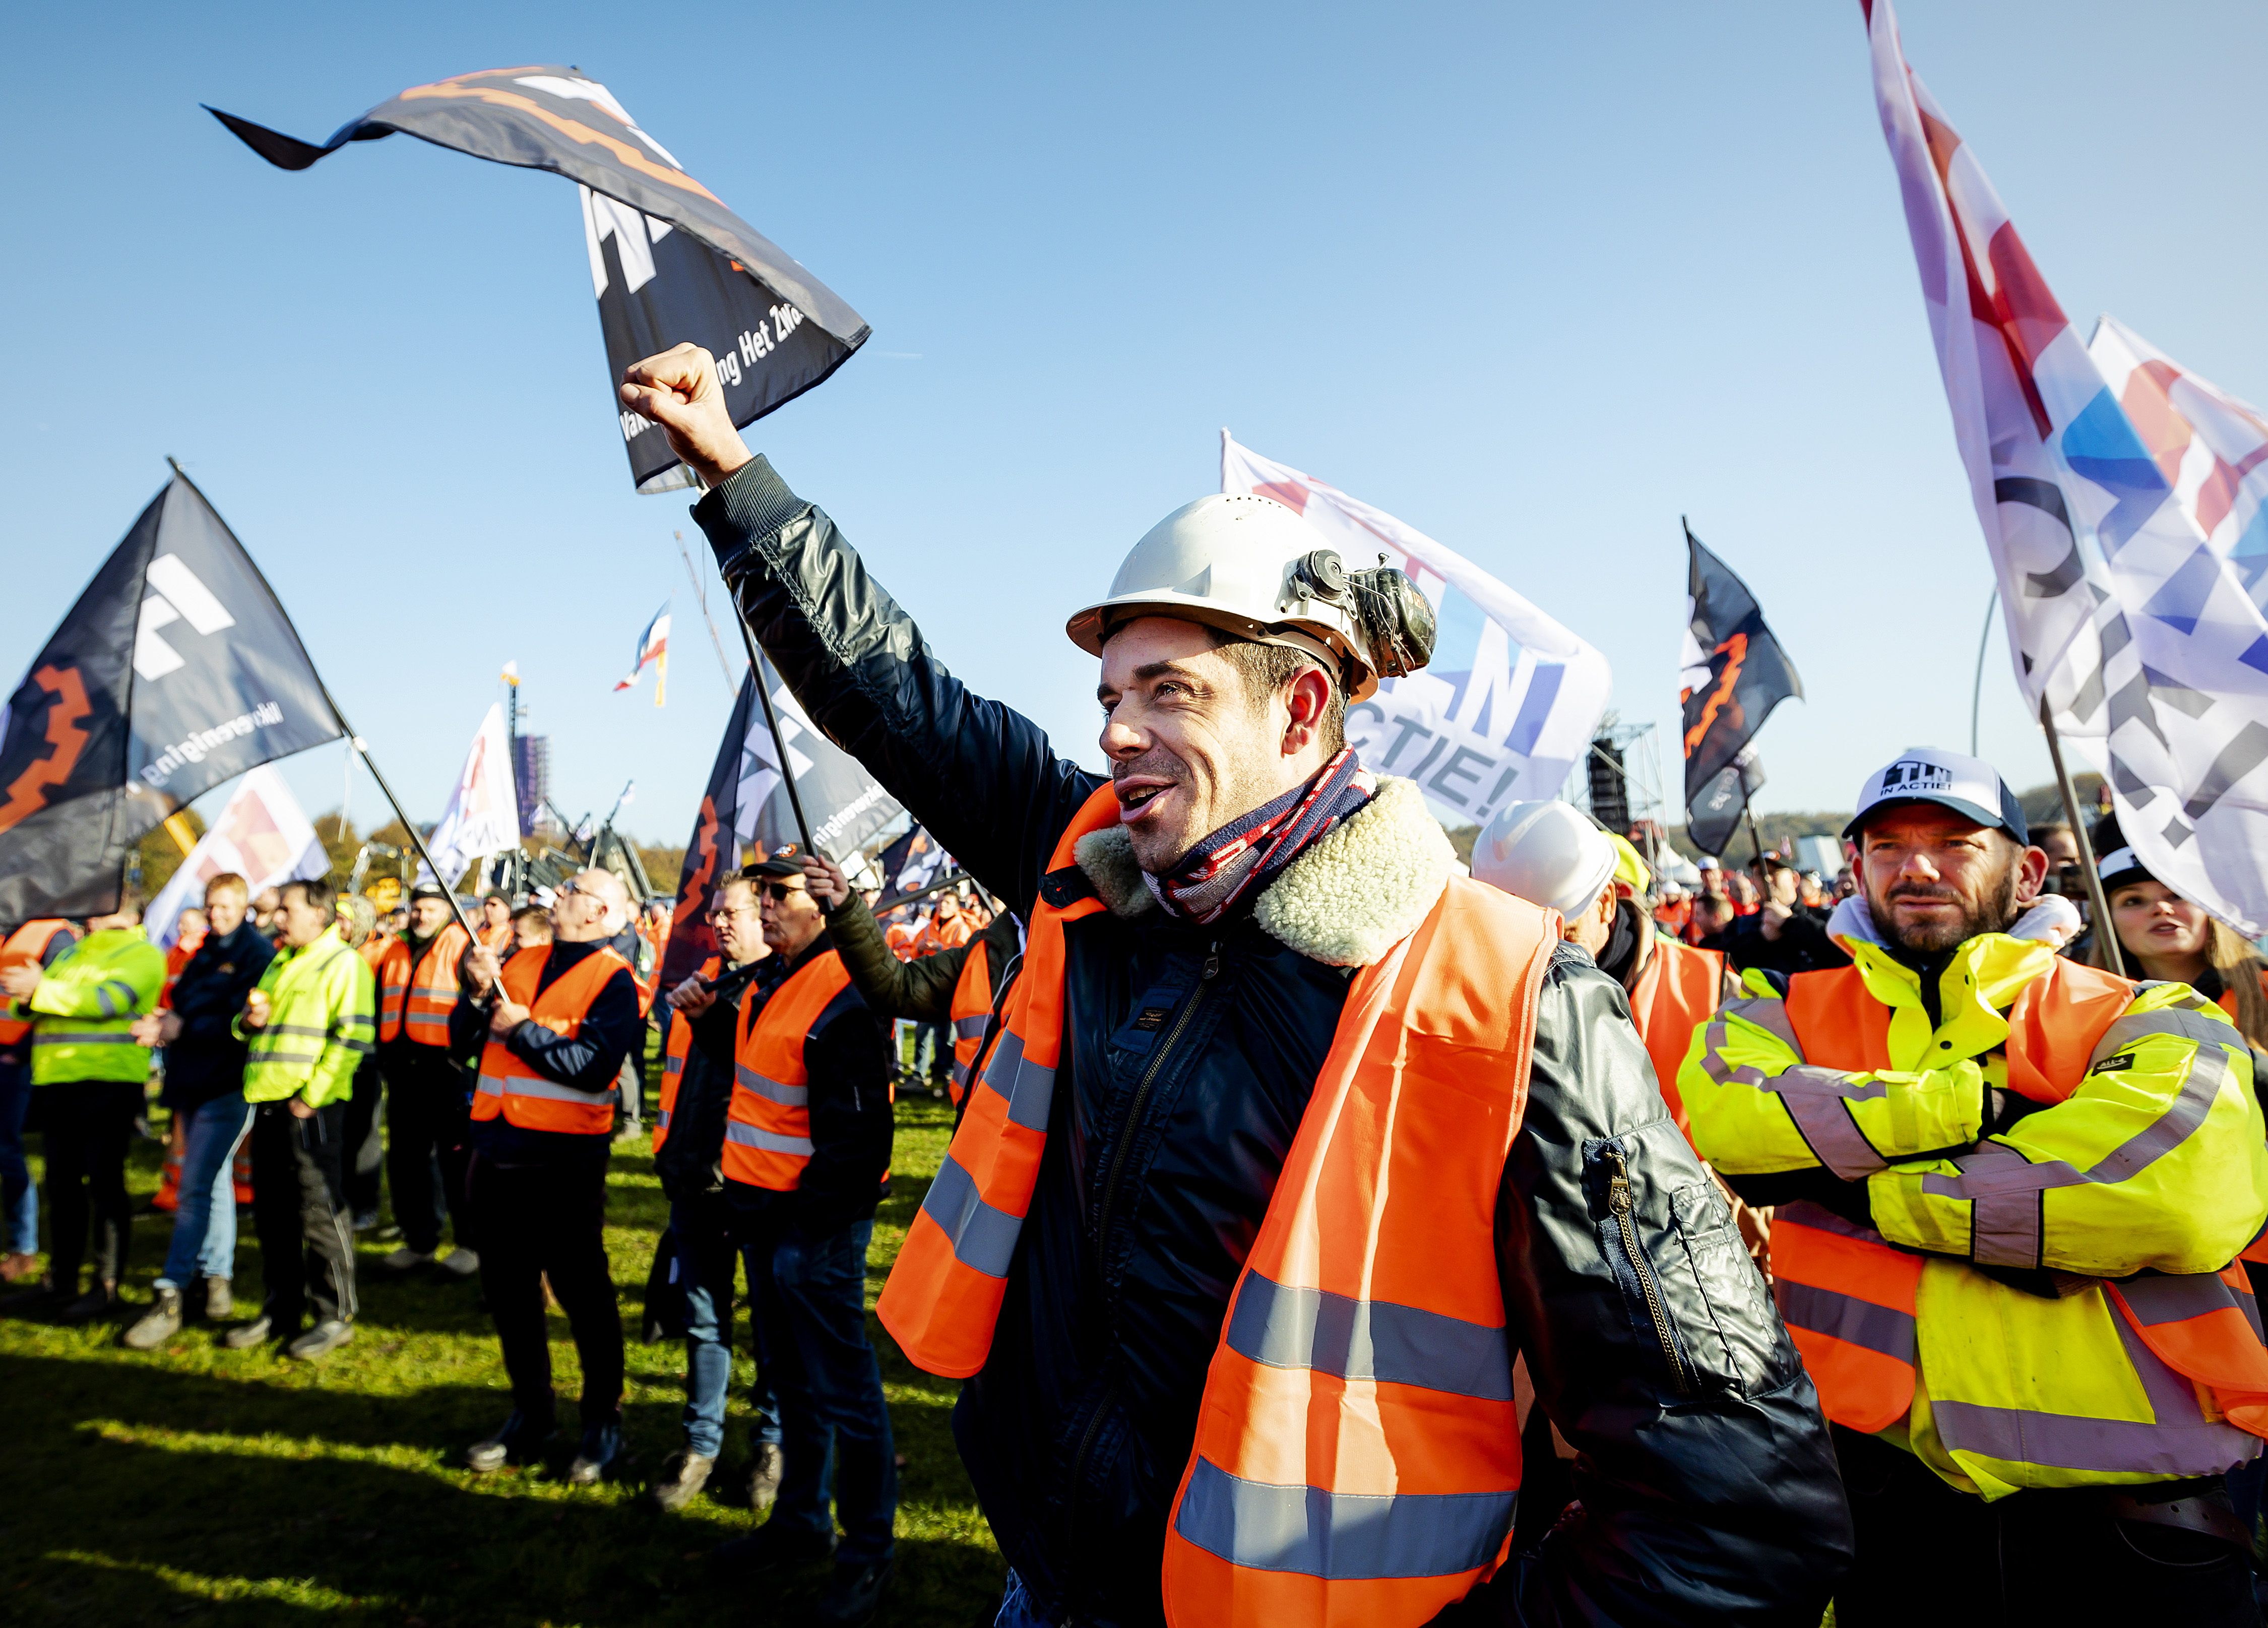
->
[946,940,997,1109]
[477,919,514,953]
[0,920,75,1045]
[878,785,1555,1626]
[376,923,470,1047]
[1626,934,1724,1137]
[723,950,853,1191]
[654,954,721,1155]
[1774,956,2268,1440]
[470,944,630,1136]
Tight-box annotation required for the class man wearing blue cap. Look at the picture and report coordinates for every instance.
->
[1684,745,2268,1625]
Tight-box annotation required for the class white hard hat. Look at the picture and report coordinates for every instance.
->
[1472,800,1615,918]
[1067,493,1402,702]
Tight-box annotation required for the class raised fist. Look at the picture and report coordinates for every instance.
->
[619,344,755,489]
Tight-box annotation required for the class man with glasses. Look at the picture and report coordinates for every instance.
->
[646,867,782,1513]
[707,856,896,1626]
[453,868,644,1483]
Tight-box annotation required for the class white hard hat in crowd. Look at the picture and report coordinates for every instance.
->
[1065,493,1425,703]
[1472,800,1615,918]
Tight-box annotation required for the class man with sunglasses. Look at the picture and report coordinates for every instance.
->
[705,855,897,1626]
[452,867,644,1483]
[647,868,784,1515]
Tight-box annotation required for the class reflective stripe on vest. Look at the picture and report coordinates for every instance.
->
[876,782,1555,1625]
[378,925,468,1046]
[0,920,73,1045]
[653,955,718,1156]
[1627,935,1723,1140]
[946,940,993,1108]
[470,944,627,1135]
[723,951,851,1192]
[1780,957,2268,1469]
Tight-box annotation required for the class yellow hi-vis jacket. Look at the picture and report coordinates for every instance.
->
[237,927,375,1109]
[21,927,166,1085]
[1682,931,2268,1500]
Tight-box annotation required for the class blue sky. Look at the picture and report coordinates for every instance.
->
[5,1,2264,846]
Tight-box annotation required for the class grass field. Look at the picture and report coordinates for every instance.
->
[0,1081,1004,1627]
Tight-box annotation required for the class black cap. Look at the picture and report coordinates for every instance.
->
[740,856,805,881]
[409,883,450,904]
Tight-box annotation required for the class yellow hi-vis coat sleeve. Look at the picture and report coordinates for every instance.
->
[1680,970,1986,1178]
[1869,985,2268,1277]
[302,949,376,1109]
[28,935,163,1022]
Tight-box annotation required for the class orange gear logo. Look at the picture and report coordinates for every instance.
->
[0,666,92,835]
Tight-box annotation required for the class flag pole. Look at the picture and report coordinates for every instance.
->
[674,531,739,686]
[2039,695,2117,969]
[1970,588,1999,756]
[731,612,820,859]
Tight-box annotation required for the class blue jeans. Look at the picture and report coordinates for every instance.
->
[0,1057,36,1256]
[156,1093,254,1288]
[673,1197,782,1459]
[746,1210,897,1565]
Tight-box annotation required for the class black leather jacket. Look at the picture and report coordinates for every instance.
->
[695,457,1851,1626]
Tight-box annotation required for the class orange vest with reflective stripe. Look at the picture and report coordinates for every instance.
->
[0,920,74,1045]
[1627,934,1723,1138]
[470,944,629,1135]
[654,955,721,1155]
[878,784,1555,1626]
[1774,954,2268,1442]
[946,940,995,1109]
[723,951,853,1192]
[376,924,469,1046]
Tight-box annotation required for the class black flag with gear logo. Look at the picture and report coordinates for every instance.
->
[210,66,869,494]
[1681,520,1803,816]
[0,473,344,918]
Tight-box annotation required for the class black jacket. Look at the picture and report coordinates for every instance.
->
[711,930,894,1236]
[448,938,641,1168]
[160,922,276,1109]
[696,456,1851,1627]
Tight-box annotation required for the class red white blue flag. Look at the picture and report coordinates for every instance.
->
[615,602,670,704]
[1865,0,2268,934]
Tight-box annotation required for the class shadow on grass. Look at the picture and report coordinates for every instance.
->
[1,1353,1000,1628]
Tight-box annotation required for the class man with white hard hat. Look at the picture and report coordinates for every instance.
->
[618,343,1849,1628]
[1474,802,1732,1142]
[1682,745,2268,1624]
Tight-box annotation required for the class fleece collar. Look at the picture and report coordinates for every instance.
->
[1070,775,1455,967]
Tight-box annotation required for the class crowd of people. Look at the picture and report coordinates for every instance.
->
[11,333,2268,1628]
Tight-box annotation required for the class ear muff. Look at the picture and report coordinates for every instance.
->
[1349,566,1436,680]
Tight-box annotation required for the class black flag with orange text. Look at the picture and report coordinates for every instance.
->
[1681,521,1802,819]
[0,474,342,919]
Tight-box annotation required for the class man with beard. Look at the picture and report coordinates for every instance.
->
[1685,748,2268,1626]
[618,342,1851,1628]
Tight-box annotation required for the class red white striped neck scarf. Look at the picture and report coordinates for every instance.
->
[1142,749,1375,925]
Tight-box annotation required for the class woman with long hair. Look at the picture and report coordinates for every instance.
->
[2089,814,2268,1049]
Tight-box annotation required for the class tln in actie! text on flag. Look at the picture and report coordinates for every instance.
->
[1221,432,1611,830]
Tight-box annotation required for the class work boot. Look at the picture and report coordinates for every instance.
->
[376,1246,436,1274]
[437,1247,481,1279]
[1,1250,41,1283]
[744,1442,785,1512]
[465,1409,555,1474]
[286,1320,354,1361]
[565,1421,623,1486]
[811,1557,894,1627]
[122,1286,183,1349]
[57,1282,119,1323]
[221,1314,276,1350]
[203,1277,234,1321]
[646,1448,716,1511]
[709,1518,835,1577]
[351,1210,381,1232]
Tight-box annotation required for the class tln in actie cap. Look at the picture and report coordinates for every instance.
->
[1844,746,2029,846]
